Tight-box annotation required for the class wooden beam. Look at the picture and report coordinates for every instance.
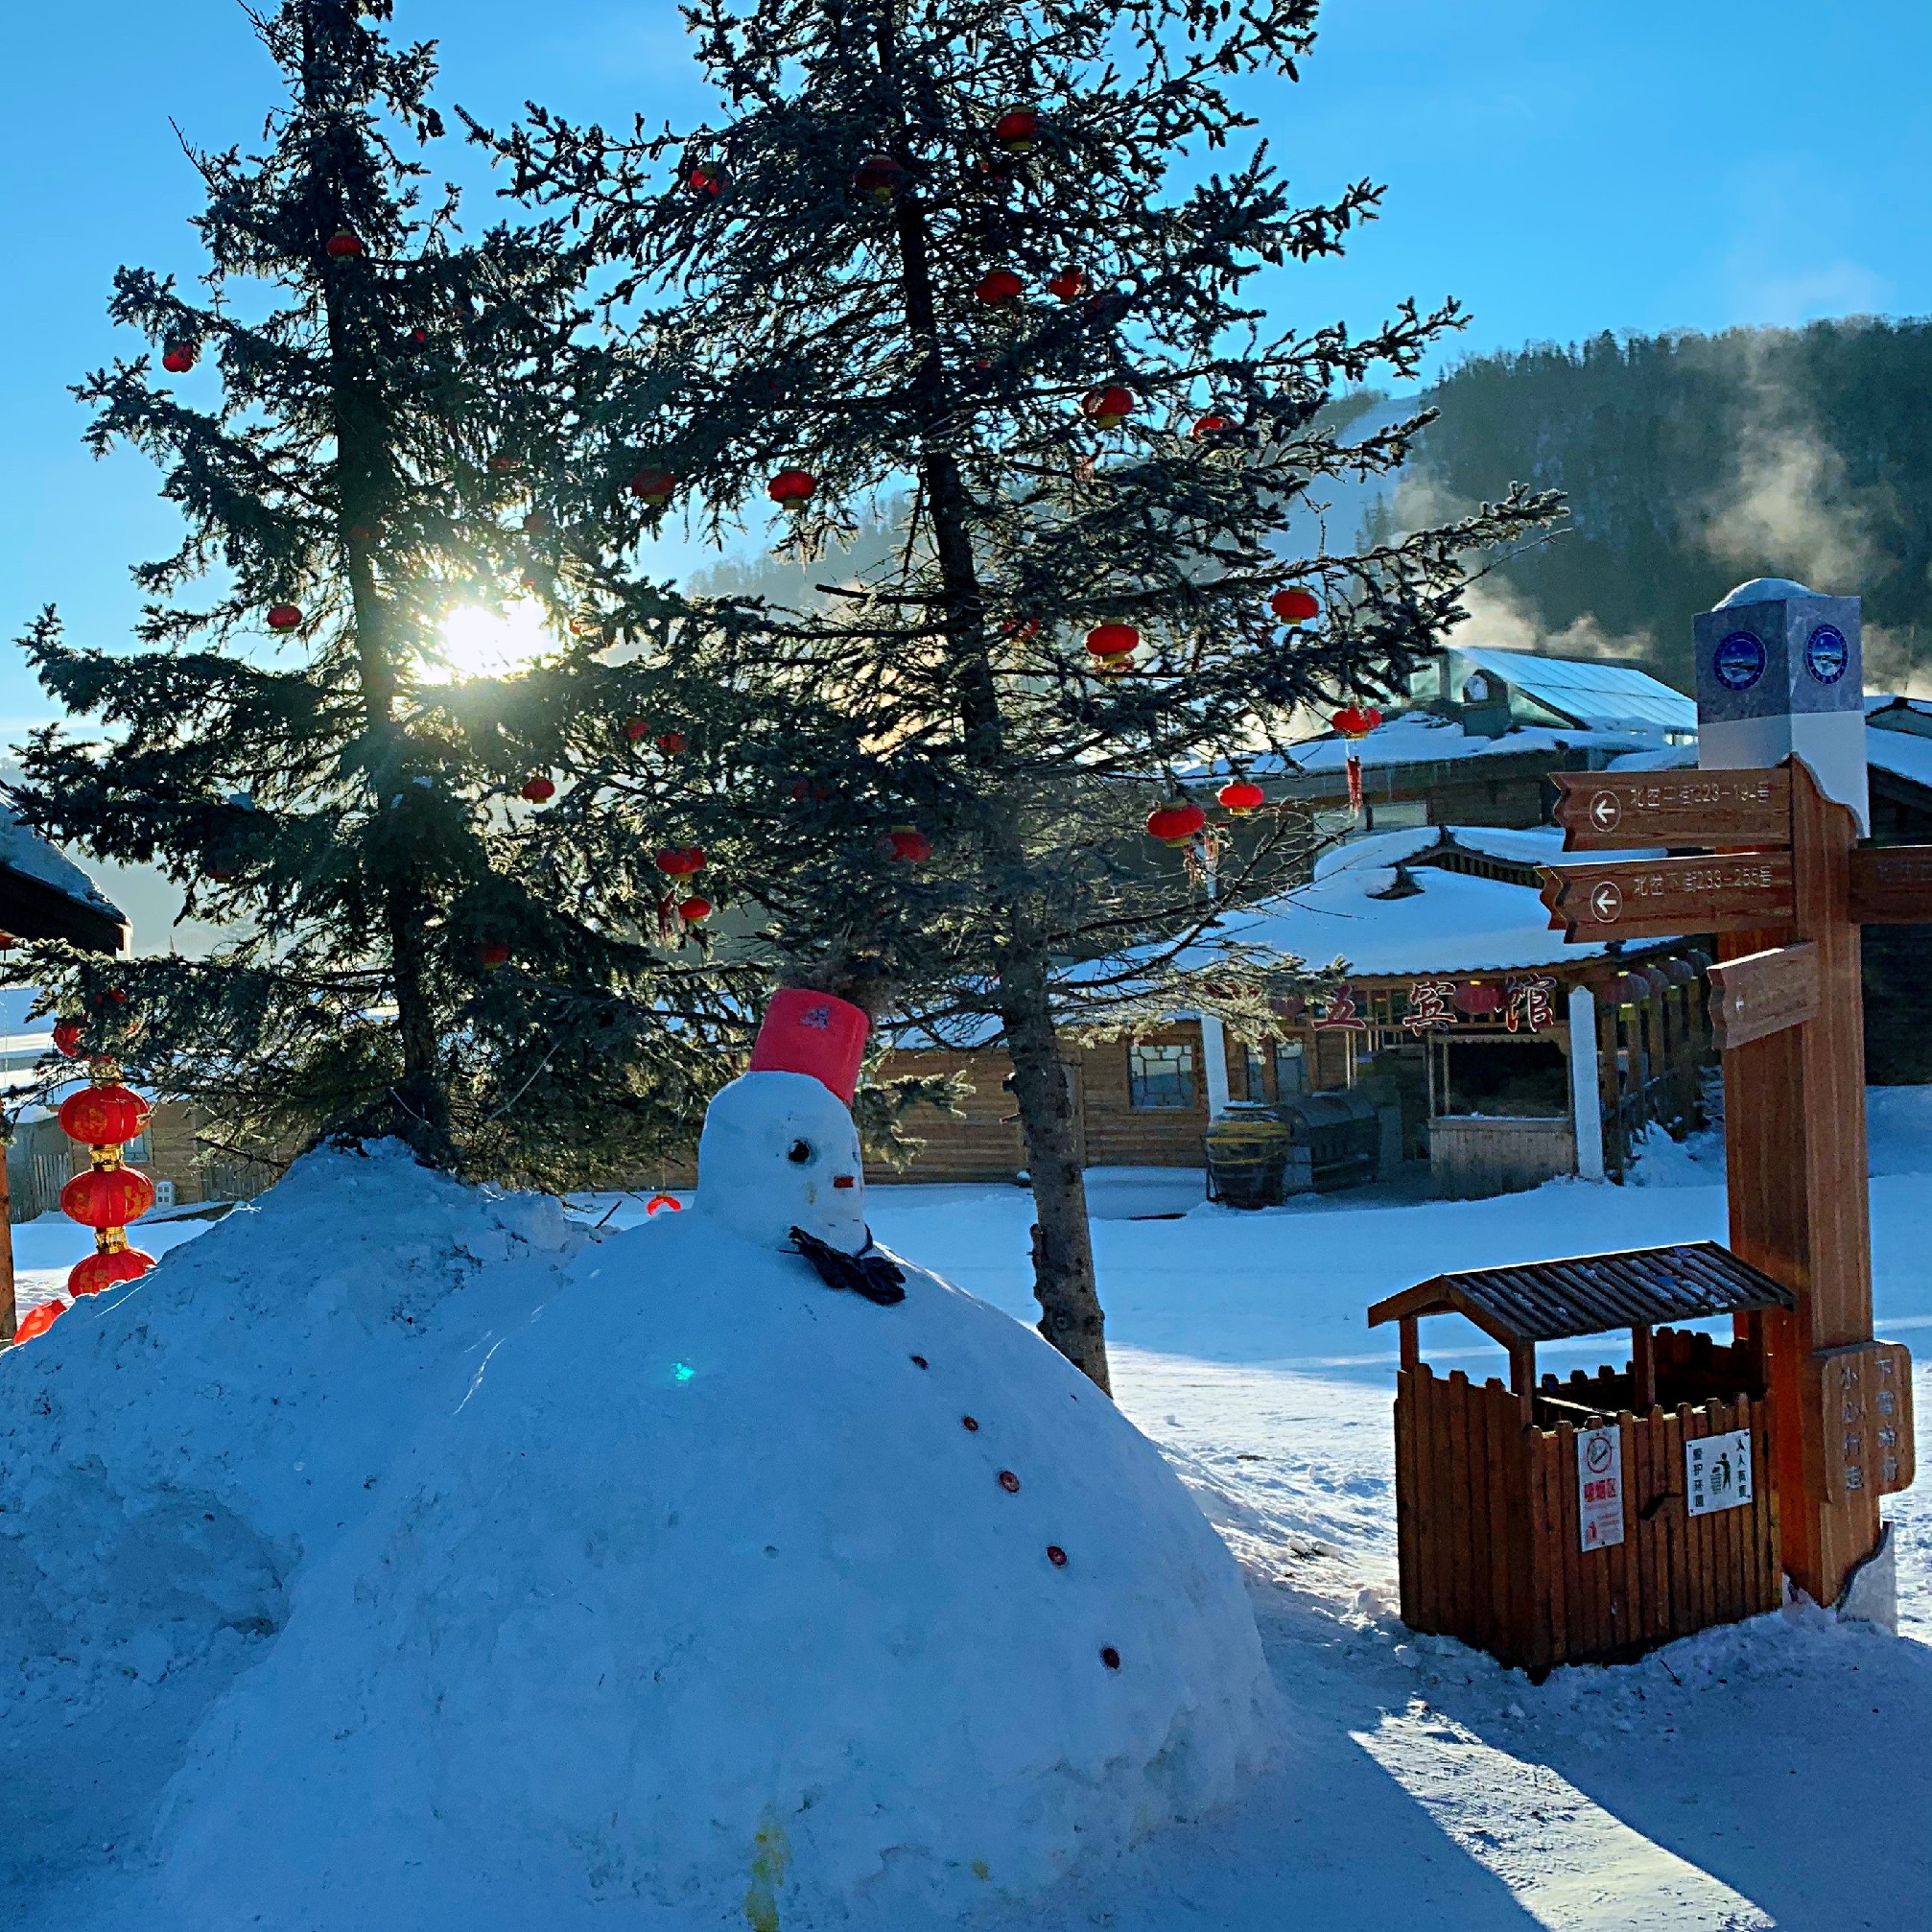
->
[1551,767,1791,851]
[1400,1315,1420,1372]
[1630,1325,1656,1412]
[1707,942,1821,1049]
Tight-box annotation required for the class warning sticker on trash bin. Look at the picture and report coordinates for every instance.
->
[1576,1425,1625,1550]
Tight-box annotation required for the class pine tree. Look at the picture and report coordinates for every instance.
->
[5,0,754,1188]
[483,0,1555,1384]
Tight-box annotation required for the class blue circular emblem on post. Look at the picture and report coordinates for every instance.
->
[1713,631,1766,692]
[1804,624,1849,684]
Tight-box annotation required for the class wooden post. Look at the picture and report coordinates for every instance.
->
[1400,1315,1420,1372]
[1509,1339,1536,1420]
[1631,1324,1656,1412]
[1720,761,1878,1607]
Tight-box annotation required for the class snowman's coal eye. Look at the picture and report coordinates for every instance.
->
[787,1139,813,1165]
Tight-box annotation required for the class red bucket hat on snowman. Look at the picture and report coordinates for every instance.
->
[747,987,869,1105]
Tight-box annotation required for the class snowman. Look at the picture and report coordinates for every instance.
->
[146,990,1282,1930]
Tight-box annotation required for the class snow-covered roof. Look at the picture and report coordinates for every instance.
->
[1449,648,1699,735]
[0,809,121,920]
[1868,726,1932,792]
[1284,710,1664,776]
[1193,847,1665,978]
[1603,742,1700,772]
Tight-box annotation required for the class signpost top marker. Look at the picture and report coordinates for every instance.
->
[1693,577,1868,833]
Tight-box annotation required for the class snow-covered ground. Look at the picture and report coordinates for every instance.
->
[4,1094,1928,1928]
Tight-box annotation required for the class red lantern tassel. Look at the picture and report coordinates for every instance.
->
[1347,752,1364,814]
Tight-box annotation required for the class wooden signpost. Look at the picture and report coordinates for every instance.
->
[1534,583,1920,1617]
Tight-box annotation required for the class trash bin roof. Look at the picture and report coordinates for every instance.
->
[1367,1240,1796,1349]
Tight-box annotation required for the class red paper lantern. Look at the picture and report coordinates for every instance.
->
[686,161,727,197]
[53,1020,85,1059]
[69,1247,155,1299]
[655,731,686,755]
[160,342,196,374]
[628,467,677,505]
[1145,801,1206,847]
[1270,586,1321,624]
[1217,779,1266,815]
[767,468,816,507]
[325,227,365,259]
[61,1166,157,1232]
[656,846,706,877]
[882,826,931,863]
[489,452,522,474]
[1331,706,1382,741]
[852,153,906,201]
[993,107,1039,153]
[522,509,554,536]
[58,1083,151,1147]
[1453,981,1504,1017]
[678,895,714,923]
[1081,385,1135,430]
[1191,412,1235,439]
[624,719,650,742]
[646,1193,682,1215]
[975,269,1024,306]
[475,940,511,970]
[1047,270,1086,302]
[12,1300,64,1345]
[267,603,303,633]
[1084,623,1140,660]
[520,775,556,803]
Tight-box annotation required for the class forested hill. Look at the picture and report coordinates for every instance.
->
[1401,319,1932,694]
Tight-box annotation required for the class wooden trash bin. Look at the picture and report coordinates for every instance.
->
[1369,1241,1816,1675]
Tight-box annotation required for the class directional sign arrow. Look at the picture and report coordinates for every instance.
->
[1552,768,1791,852]
[1849,844,1932,925]
[1707,942,1820,1049]
[1539,851,1796,943]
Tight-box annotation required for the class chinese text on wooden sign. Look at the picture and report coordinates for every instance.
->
[1685,1428,1755,1518]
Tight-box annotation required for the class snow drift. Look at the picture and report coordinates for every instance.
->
[0,1136,1275,1928]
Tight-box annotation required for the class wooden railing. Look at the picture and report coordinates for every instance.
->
[1396,1365,1779,1672]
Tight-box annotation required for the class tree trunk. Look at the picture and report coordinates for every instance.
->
[885,136,1112,1390]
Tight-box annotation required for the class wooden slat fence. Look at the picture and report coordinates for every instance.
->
[1395,1365,1779,1672]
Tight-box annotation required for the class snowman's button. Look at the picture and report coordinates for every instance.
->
[961,1415,978,1431]
[1047,1545,1068,1567]
[998,1470,1020,1494]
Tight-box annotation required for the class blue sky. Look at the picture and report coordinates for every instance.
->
[2,0,1928,747]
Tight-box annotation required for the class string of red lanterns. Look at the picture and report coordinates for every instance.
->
[52,1040,157,1309]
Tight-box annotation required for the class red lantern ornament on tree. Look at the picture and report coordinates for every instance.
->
[53,1020,85,1059]
[852,153,906,202]
[882,826,932,864]
[1145,801,1207,848]
[1217,778,1266,815]
[266,603,303,633]
[975,269,1024,306]
[58,1083,151,1147]
[624,719,650,743]
[161,342,197,375]
[1081,386,1135,430]
[1084,623,1140,665]
[678,895,714,925]
[686,160,727,198]
[522,509,554,536]
[628,467,677,506]
[656,845,706,877]
[654,731,687,755]
[69,1247,155,1299]
[1191,412,1235,440]
[1269,586,1321,624]
[1331,705,1382,814]
[993,107,1040,153]
[1046,269,1086,302]
[475,940,511,971]
[767,468,817,507]
[325,226,365,259]
[519,776,557,804]
[61,1165,157,1231]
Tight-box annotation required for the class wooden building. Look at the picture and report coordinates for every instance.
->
[1367,1242,1796,1674]
[880,826,1715,1197]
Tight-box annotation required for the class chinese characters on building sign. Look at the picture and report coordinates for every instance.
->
[1685,1428,1754,1517]
[1576,1425,1625,1550]
[1312,981,1367,1031]
[1402,976,1558,1035]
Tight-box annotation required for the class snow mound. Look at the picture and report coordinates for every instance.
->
[151,1205,1277,1925]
